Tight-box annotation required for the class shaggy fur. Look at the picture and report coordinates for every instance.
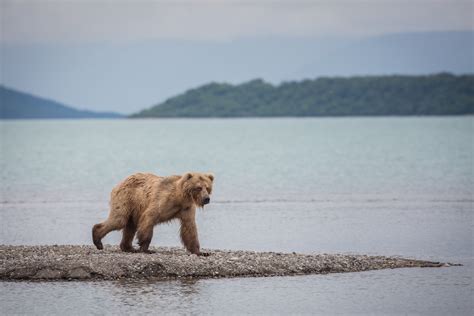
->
[92,172,214,255]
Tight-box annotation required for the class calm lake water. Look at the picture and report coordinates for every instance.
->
[1,117,473,314]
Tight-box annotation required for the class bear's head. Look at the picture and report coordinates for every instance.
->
[180,172,214,207]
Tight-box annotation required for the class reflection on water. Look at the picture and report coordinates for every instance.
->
[110,279,202,311]
[1,264,472,315]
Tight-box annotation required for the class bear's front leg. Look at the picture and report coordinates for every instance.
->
[179,210,209,256]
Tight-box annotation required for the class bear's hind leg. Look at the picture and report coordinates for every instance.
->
[136,212,156,254]
[120,219,137,252]
[92,216,127,250]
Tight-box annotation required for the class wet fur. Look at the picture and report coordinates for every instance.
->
[92,172,214,254]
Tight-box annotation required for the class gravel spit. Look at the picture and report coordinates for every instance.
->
[0,245,456,281]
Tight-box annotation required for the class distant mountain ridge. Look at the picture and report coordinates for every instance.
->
[2,31,472,114]
[0,86,122,119]
[131,73,474,118]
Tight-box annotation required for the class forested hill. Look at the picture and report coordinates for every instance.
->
[0,86,122,119]
[131,74,473,117]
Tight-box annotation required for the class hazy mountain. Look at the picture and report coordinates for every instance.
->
[131,74,474,117]
[2,31,472,114]
[0,86,122,119]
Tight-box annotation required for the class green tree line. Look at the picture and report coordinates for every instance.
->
[131,73,474,117]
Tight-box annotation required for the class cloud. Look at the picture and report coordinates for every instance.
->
[1,0,473,43]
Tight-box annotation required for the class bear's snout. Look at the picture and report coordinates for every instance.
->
[202,197,210,205]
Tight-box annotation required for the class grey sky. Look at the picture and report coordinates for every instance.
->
[2,0,472,43]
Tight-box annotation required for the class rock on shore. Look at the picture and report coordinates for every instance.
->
[0,245,451,281]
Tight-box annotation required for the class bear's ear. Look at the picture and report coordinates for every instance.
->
[184,172,193,180]
[207,173,214,182]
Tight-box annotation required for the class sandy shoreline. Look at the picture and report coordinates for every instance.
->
[0,245,454,281]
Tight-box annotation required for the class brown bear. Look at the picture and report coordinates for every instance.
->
[92,172,214,255]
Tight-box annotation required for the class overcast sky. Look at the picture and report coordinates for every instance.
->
[1,1,473,114]
[2,0,472,43]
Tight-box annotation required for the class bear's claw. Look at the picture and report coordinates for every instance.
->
[94,241,103,250]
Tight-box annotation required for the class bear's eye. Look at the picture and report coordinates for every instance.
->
[195,187,202,192]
